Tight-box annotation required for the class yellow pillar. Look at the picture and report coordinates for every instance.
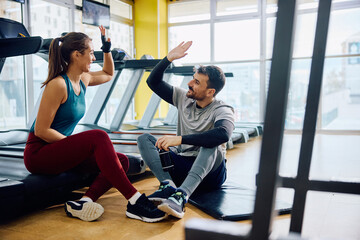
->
[134,0,168,121]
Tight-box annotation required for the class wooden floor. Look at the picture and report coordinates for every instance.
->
[0,134,359,240]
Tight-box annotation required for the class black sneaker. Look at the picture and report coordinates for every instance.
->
[65,200,104,222]
[157,189,187,219]
[126,194,167,223]
[148,181,176,202]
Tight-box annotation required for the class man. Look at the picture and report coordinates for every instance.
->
[137,41,234,219]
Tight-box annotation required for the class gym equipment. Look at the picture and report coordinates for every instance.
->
[0,18,42,59]
[189,180,291,221]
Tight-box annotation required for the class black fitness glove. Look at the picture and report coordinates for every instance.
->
[101,35,111,53]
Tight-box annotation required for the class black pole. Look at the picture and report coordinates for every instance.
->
[251,0,297,239]
[290,0,332,233]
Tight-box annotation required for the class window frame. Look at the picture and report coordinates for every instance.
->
[168,0,360,133]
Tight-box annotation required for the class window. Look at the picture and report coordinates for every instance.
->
[326,8,360,56]
[30,0,70,38]
[168,0,261,123]
[30,0,71,110]
[169,24,211,64]
[322,57,360,130]
[169,0,360,131]
[285,59,312,130]
[216,0,258,16]
[214,19,260,61]
[0,0,22,21]
[266,12,317,59]
[217,62,261,122]
[0,58,26,130]
[169,0,210,23]
[110,0,132,19]
[110,20,134,57]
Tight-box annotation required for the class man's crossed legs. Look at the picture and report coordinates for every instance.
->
[137,133,226,218]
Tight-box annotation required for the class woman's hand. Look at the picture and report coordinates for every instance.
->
[99,25,111,53]
[83,26,114,86]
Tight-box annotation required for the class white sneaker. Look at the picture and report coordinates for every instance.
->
[65,200,104,222]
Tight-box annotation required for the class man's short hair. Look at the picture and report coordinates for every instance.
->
[196,65,225,96]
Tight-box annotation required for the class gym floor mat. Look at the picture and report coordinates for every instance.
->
[189,180,292,221]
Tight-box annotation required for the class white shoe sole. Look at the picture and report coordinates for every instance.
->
[65,202,104,222]
[125,211,167,223]
[157,203,184,219]
[148,197,166,202]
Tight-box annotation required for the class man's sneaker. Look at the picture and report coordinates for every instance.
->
[126,194,167,223]
[148,181,176,202]
[65,200,104,222]
[157,189,187,219]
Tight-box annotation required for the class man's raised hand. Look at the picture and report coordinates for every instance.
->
[167,41,192,62]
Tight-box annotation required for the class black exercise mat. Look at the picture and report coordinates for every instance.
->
[189,181,292,221]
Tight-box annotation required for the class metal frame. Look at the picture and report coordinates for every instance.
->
[137,73,172,129]
[251,0,297,238]
[186,0,359,239]
[109,68,145,131]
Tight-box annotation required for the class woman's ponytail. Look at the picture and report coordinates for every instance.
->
[41,37,67,87]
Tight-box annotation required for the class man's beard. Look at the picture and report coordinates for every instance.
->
[186,90,195,99]
[186,86,194,99]
[186,88,206,101]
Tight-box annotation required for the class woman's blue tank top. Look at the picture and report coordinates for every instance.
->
[30,74,86,136]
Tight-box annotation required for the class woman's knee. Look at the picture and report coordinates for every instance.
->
[85,129,111,143]
[89,129,109,138]
[117,152,129,173]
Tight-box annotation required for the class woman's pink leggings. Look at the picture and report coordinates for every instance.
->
[24,129,137,201]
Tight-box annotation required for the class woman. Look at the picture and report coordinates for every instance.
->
[24,26,166,223]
